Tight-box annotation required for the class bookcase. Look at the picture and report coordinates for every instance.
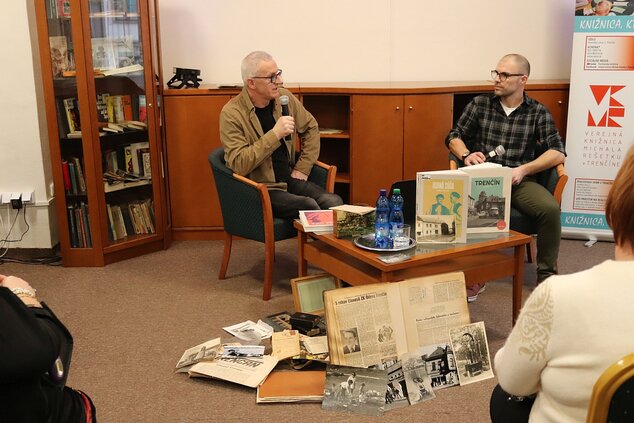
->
[35,0,170,266]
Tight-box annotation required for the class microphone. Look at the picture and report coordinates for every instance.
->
[279,95,291,141]
[486,145,505,160]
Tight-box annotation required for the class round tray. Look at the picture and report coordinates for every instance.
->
[353,233,417,252]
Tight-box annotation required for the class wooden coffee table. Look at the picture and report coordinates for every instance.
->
[294,221,532,324]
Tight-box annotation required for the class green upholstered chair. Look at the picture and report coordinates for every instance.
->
[449,146,568,263]
[586,352,634,423]
[208,147,336,300]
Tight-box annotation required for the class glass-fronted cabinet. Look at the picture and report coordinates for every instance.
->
[35,0,169,266]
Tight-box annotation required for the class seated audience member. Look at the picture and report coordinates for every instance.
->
[219,50,343,219]
[445,53,566,301]
[0,275,96,422]
[490,145,634,423]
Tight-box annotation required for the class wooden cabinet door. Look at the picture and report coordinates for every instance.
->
[403,94,454,178]
[526,90,569,143]
[164,95,231,233]
[350,95,404,205]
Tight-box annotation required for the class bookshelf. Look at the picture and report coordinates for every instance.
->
[35,0,170,266]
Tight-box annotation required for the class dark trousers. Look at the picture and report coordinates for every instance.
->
[269,178,343,219]
[511,178,561,280]
[490,384,535,423]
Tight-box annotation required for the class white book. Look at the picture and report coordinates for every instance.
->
[458,163,512,234]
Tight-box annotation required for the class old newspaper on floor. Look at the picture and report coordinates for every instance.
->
[324,271,470,367]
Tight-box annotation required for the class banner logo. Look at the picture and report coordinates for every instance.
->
[587,85,625,127]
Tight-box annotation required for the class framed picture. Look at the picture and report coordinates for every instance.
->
[291,273,340,315]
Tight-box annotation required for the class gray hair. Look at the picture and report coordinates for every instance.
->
[241,51,273,84]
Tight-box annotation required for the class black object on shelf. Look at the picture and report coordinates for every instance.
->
[166,67,202,89]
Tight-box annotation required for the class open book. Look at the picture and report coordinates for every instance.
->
[324,271,470,367]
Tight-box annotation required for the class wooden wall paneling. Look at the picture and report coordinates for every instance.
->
[164,95,231,238]
[403,93,454,178]
[526,89,569,143]
[350,95,404,205]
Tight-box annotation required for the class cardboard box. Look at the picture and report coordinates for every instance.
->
[331,205,376,238]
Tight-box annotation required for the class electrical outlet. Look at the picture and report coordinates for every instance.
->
[0,192,10,204]
[22,191,34,204]
[10,193,22,210]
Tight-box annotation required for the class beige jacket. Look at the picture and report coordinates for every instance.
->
[219,87,320,190]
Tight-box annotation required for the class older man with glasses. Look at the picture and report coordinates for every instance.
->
[445,53,566,301]
[220,50,342,219]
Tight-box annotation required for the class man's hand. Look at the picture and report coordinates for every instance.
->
[464,152,486,166]
[273,116,295,140]
[511,165,529,185]
[0,275,35,291]
[290,169,308,180]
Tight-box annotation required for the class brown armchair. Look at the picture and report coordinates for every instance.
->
[208,147,337,300]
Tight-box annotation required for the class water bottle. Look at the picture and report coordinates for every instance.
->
[389,188,406,247]
[374,189,390,249]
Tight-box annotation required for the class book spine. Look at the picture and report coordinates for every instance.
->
[67,204,79,248]
[67,161,78,195]
[81,202,93,248]
[61,160,71,193]
[76,207,86,247]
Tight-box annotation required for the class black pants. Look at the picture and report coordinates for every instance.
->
[490,384,535,423]
[268,177,343,219]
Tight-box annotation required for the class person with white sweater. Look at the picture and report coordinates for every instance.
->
[490,144,634,422]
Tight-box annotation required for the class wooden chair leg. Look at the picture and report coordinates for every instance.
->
[263,236,275,301]
[219,232,232,279]
[527,236,536,264]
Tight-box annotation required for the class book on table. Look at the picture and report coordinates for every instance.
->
[298,209,334,232]
[323,271,470,368]
[415,170,469,243]
[458,163,512,234]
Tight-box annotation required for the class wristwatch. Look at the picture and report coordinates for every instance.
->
[461,151,470,161]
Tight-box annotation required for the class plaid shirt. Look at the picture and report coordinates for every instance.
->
[445,93,565,167]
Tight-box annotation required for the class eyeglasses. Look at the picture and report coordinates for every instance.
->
[251,69,283,84]
[491,70,525,82]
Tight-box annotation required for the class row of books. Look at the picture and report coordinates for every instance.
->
[106,199,155,241]
[96,93,147,125]
[103,141,151,179]
[62,157,87,195]
[47,0,71,19]
[67,202,92,248]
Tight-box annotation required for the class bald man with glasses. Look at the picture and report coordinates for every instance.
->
[220,51,342,219]
[445,54,566,299]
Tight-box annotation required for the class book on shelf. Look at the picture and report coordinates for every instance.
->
[57,0,71,17]
[91,38,118,71]
[66,202,91,248]
[323,271,470,367]
[458,163,512,234]
[298,209,334,232]
[188,354,279,389]
[415,170,469,244]
[67,205,79,247]
[70,157,87,194]
[62,98,81,134]
[49,35,70,77]
[101,63,144,76]
[256,370,326,403]
[61,160,72,193]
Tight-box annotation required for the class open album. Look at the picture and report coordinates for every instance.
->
[324,272,470,367]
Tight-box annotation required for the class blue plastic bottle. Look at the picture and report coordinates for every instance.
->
[389,188,404,240]
[375,189,390,249]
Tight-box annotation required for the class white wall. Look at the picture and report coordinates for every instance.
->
[0,0,575,249]
[158,0,575,84]
[0,1,57,249]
